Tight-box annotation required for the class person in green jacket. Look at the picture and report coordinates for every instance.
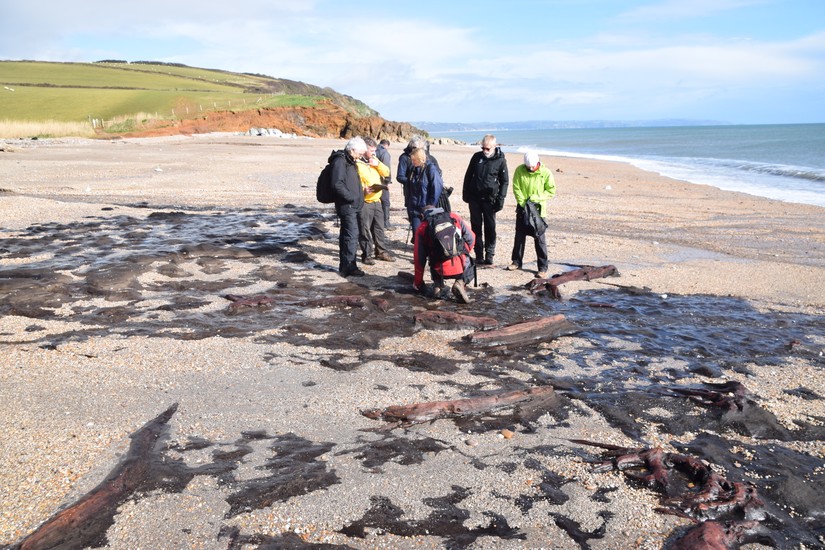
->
[507,151,556,278]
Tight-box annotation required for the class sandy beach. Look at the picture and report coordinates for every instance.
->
[1,134,823,549]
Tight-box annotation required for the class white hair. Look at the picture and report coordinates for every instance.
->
[345,136,367,155]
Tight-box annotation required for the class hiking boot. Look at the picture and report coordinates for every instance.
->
[362,257,376,266]
[506,263,520,271]
[431,283,445,298]
[536,271,547,279]
[376,253,396,262]
[482,257,494,265]
[347,268,366,277]
[451,280,470,304]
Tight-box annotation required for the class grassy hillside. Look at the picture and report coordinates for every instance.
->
[0,60,378,137]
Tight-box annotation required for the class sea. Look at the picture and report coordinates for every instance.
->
[436,123,825,208]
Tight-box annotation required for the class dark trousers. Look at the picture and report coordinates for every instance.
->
[358,201,389,258]
[407,207,423,237]
[380,187,391,227]
[336,203,360,273]
[511,206,549,273]
[468,199,497,260]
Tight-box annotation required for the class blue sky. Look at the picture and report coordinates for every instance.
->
[1,0,824,124]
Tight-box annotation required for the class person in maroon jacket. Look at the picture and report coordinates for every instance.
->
[412,206,476,304]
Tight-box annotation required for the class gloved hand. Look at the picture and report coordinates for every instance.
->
[494,199,505,212]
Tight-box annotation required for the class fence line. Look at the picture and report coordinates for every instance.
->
[88,97,267,129]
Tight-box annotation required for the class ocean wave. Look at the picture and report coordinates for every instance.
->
[504,145,825,207]
[697,158,825,184]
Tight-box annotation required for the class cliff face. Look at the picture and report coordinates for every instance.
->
[120,101,424,141]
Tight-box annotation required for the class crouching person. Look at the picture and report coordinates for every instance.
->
[412,205,476,304]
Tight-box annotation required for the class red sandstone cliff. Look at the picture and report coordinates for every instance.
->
[120,101,423,141]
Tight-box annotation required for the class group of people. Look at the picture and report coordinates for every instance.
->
[326,133,556,303]
[327,136,395,277]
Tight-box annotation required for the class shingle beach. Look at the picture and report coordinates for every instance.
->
[1,134,823,549]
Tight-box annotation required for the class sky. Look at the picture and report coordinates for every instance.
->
[1,0,824,125]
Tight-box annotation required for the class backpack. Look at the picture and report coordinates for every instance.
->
[316,150,340,203]
[426,210,463,262]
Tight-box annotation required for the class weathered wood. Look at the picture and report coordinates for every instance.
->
[414,310,499,330]
[224,293,276,312]
[528,265,620,298]
[669,520,765,550]
[574,439,766,523]
[462,314,580,348]
[362,386,556,424]
[301,295,393,312]
[664,381,748,412]
[19,404,179,550]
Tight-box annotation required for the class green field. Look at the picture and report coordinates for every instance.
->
[0,84,319,122]
[0,61,241,91]
[0,60,371,136]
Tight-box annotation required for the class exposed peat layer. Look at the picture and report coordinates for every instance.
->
[2,203,823,549]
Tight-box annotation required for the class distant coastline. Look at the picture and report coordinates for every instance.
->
[415,119,730,133]
[426,123,825,209]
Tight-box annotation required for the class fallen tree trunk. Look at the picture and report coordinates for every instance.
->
[528,265,620,298]
[462,314,580,348]
[669,520,766,550]
[298,295,389,311]
[18,404,179,550]
[224,293,277,312]
[362,386,556,424]
[414,310,499,330]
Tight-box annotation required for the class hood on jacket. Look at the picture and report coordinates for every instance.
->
[487,146,504,160]
[328,149,354,164]
[422,206,445,218]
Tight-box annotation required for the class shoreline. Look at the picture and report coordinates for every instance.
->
[434,123,825,209]
[1,134,823,548]
[5,134,821,308]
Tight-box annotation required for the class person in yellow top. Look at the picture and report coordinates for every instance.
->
[357,137,395,264]
[507,151,556,278]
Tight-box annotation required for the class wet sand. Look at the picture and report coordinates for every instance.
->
[1,134,824,549]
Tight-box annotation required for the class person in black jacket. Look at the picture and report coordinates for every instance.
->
[462,134,509,265]
[375,139,393,229]
[330,136,368,276]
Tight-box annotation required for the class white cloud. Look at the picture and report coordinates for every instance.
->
[617,0,769,20]
[1,1,822,123]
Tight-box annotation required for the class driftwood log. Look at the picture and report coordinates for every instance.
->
[414,310,499,330]
[462,314,580,348]
[527,265,620,298]
[299,295,390,312]
[668,520,766,550]
[573,439,766,521]
[578,437,772,548]
[225,293,390,312]
[18,404,179,550]
[224,293,277,312]
[362,386,556,424]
